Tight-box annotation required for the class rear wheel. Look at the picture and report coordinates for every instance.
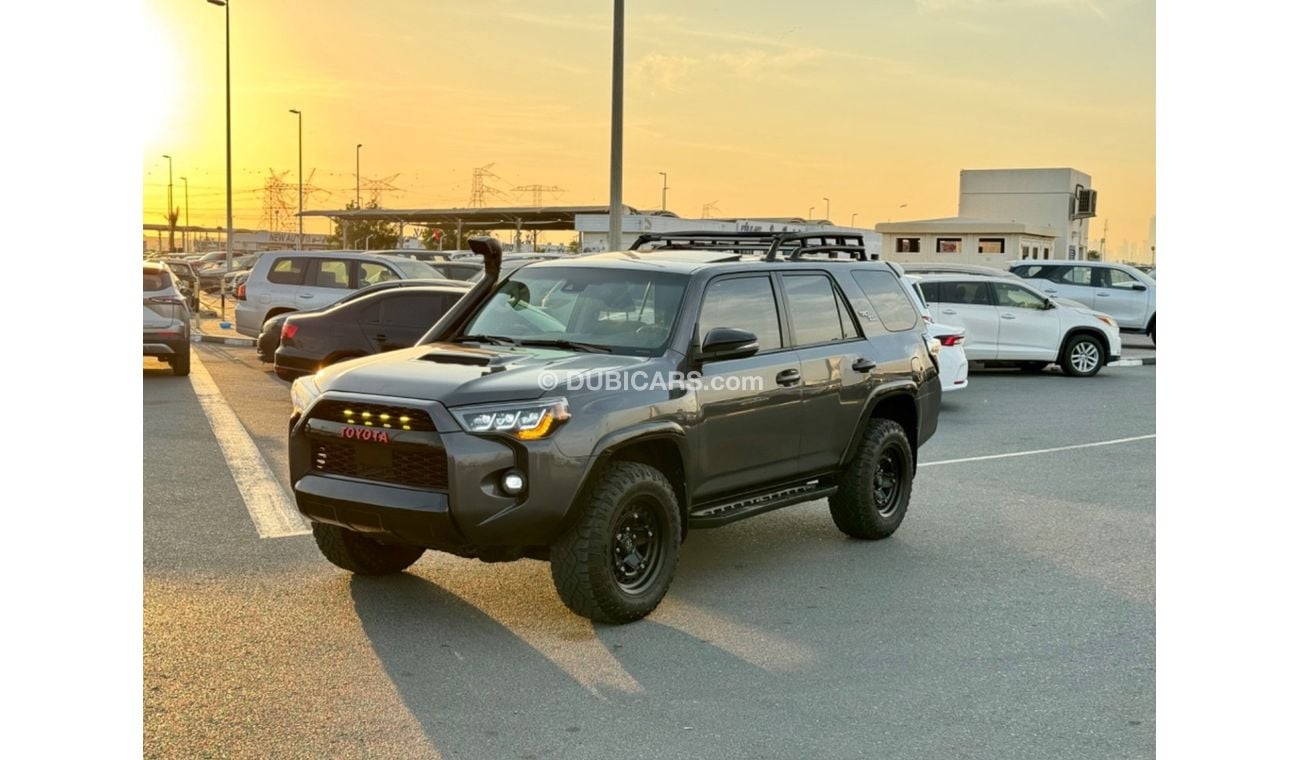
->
[311,523,424,575]
[171,345,191,377]
[829,418,914,540]
[550,461,681,624]
[1061,334,1104,377]
[1147,316,1156,346]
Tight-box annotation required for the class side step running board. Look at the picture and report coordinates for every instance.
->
[688,482,838,529]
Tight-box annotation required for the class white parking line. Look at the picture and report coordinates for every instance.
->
[189,350,311,539]
[919,434,1155,468]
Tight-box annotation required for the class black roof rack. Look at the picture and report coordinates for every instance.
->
[630,230,876,262]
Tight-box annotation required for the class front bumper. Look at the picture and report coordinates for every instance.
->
[289,392,589,551]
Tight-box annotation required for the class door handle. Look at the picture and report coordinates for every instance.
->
[1043,289,1057,294]
[941,309,957,315]
[1001,314,1016,320]
[852,358,877,373]
[1097,292,1111,298]
[298,294,314,299]
[775,368,802,386]
[374,333,388,342]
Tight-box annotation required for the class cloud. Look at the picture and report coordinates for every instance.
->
[914,0,1114,20]
[635,53,700,93]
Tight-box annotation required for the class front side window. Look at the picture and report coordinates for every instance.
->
[698,276,783,352]
[978,238,1005,254]
[462,267,688,355]
[1104,268,1142,289]
[992,282,1051,310]
[781,274,853,346]
[896,238,920,253]
[358,261,398,288]
[851,270,918,332]
[937,238,962,254]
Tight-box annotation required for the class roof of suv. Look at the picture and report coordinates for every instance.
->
[523,249,896,276]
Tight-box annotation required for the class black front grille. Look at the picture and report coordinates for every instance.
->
[312,438,449,490]
[310,400,436,432]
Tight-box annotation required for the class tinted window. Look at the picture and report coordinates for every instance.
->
[698,276,782,352]
[851,270,918,332]
[358,261,398,288]
[384,293,450,328]
[782,274,851,345]
[311,259,351,289]
[143,269,170,292]
[939,280,993,306]
[267,257,307,285]
[919,281,941,303]
[992,282,1050,310]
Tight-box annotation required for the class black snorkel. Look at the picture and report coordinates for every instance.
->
[417,235,505,345]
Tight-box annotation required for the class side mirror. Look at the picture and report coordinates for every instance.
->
[699,327,759,361]
[1130,283,1148,292]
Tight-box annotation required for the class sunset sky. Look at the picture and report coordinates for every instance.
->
[142,0,1154,257]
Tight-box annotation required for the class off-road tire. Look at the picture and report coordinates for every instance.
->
[1019,361,1049,373]
[312,522,424,575]
[172,345,191,377]
[550,461,681,624]
[1061,334,1104,377]
[830,418,914,540]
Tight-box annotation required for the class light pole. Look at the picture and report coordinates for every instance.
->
[823,197,830,221]
[608,0,624,251]
[162,154,173,251]
[851,212,857,227]
[808,205,815,219]
[181,176,190,252]
[208,0,233,319]
[289,109,303,249]
[355,143,363,209]
[658,171,668,212]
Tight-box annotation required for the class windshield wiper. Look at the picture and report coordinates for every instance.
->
[517,339,613,354]
[453,334,517,346]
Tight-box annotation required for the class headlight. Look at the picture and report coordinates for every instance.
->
[290,376,321,416]
[452,398,570,441]
[1095,314,1117,328]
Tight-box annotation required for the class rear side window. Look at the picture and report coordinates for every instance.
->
[143,269,170,291]
[919,281,941,303]
[781,274,851,345]
[1013,264,1051,279]
[311,259,352,289]
[383,292,453,328]
[851,270,918,332]
[267,257,307,285]
[698,276,782,352]
[939,280,993,306]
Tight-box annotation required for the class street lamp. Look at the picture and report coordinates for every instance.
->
[658,171,668,212]
[608,0,624,250]
[162,154,173,252]
[181,176,190,252]
[823,197,830,221]
[355,143,363,208]
[808,206,815,219]
[851,212,857,226]
[208,0,233,319]
[289,109,303,249]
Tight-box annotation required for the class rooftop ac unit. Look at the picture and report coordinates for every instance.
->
[1073,188,1098,218]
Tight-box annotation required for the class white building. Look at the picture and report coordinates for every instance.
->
[958,168,1094,262]
[575,211,881,257]
[875,217,1059,267]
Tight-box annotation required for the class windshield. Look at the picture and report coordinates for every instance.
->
[460,266,688,355]
[387,258,442,279]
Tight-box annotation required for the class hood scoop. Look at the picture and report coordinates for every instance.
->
[418,347,517,368]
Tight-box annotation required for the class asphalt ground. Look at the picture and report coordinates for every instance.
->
[143,343,1155,759]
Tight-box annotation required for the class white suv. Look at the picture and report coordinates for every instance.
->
[234,250,444,337]
[1008,261,1156,343]
[916,275,1122,377]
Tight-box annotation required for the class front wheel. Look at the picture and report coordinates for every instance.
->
[1061,334,1104,377]
[829,418,914,540]
[312,523,424,575]
[550,461,681,624]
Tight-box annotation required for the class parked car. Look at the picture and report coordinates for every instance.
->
[1008,260,1156,343]
[929,322,969,392]
[234,250,445,337]
[257,277,472,362]
[275,285,469,381]
[143,262,191,376]
[161,259,200,310]
[916,274,1121,377]
[898,262,1020,279]
[288,233,941,624]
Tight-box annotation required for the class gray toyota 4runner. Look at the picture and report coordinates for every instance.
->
[288,233,942,623]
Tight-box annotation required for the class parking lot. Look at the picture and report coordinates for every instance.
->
[144,339,1154,759]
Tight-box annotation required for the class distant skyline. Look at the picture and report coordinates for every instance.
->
[143,0,1154,260]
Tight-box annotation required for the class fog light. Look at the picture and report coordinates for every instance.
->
[501,471,526,495]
